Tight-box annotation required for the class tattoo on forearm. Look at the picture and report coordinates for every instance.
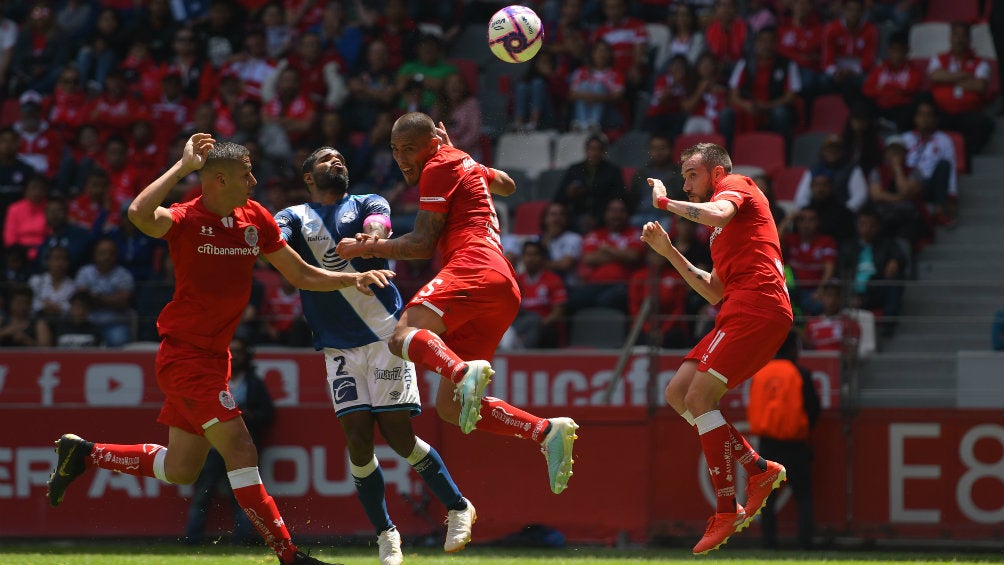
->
[685,206,701,220]
[687,265,710,284]
[385,211,446,259]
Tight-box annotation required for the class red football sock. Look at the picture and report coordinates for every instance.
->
[402,329,467,382]
[729,423,765,475]
[694,410,737,513]
[475,396,550,441]
[89,443,165,477]
[229,467,299,564]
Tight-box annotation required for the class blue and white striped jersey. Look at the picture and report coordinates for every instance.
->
[274,194,401,350]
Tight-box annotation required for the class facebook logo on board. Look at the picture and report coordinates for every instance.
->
[330,377,358,404]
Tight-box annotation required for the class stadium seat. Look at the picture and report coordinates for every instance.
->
[947,131,968,174]
[732,165,766,178]
[790,131,829,168]
[449,57,480,95]
[512,199,551,235]
[809,94,849,135]
[672,132,726,164]
[972,23,996,60]
[495,130,555,179]
[553,131,592,170]
[773,165,807,202]
[450,23,496,66]
[568,307,627,348]
[0,98,19,127]
[609,129,651,169]
[502,168,535,206]
[732,132,786,176]
[924,0,979,22]
[845,308,877,357]
[908,22,950,60]
[534,168,566,201]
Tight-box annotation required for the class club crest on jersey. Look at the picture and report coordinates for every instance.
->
[340,209,357,224]
[244,226,259,247]
[219,390,237,410]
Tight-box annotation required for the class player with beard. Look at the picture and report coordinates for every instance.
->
[47,134,396,565]
[274,147,474,565]
[640,143,793,554]
[336,113,578,497]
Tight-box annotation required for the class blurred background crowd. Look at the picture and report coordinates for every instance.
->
[0,0,1000,353]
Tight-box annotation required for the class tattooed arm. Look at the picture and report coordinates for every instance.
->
[640,220,724,304]
[337,210,447,260]
[647,178,737,228]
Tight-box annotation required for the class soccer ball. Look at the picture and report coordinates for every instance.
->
[487,5,544,64]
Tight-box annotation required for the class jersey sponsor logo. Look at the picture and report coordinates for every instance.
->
[219,390,237,410]
[322,248,348,271]
[330,377,358,404]
[461,157,476,170]
[197,243,260,256]
[275,216,289,228]
[306,234,330,242]
[200,226,215,237]
[244,226,259,247]
[339,209,357,224]
[419,196,446,202]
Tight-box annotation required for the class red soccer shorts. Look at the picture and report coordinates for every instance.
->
[686,297,792,389]
[156,336,241,435]
[406,264,521,361]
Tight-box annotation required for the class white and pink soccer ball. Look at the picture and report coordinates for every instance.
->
[487,5,544,64]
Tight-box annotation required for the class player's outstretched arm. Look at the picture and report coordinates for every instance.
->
[648,178,737,228]
[337,210,446,260]
[265,245,394,295]
[641,221,724,305]
[489,168,516,196]
[128,133,215,238]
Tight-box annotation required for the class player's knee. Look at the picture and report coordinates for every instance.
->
[387,331,407,357]
[664,377,687,409]
[342,426,375,457]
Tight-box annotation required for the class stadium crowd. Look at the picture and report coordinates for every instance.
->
[0,0,999,351]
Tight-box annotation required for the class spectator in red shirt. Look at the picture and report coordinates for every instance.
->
[3,174,48,258]
[165,27,216,102]
[776,0,824,100]
[68,168,122,236]
[266,31,347,110]
[568,198,644,315]
[928,22,994,156]
[262,66,317,146]
[225,26,278,102]
[723,28,801,144]
[783,207,837,315]
[13,91,63,179]
[705,0,749,72]
[260,275,310,346]
[803,279,861,354]
[513,240,568,348]
[645,54,691,139]
[95,135,143,207]
[149,70,195,150]
[48,66,88,145]
[360,0,417,71]
[568,40,627,132]
[867,136,928,245]
[128,118,166,187]
[821,0,878,105]
[629,246,691,348]
[84,69,146,140]
[861,33,922,133]
[593,0,650,90]
[681,52,729,136]
[9,2,73,94]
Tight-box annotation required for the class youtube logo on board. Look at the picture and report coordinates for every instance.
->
[84,364,144,406]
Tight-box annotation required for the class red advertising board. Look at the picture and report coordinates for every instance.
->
[1,349,1001,543]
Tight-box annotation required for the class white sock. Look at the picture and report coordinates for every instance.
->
[351,455,379,478]
[694,410,727,435]
[681,410,696,426]
[406,437,431,465]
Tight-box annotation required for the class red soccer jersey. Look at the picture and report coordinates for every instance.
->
[777,19,823,71]
[158,196,286,353]
[517,269,567,318]
[822,18,878,75]
[805,313,860,351]
[578,225,644,283]
[929,51,991,114]
[706,19,748,65]
[593,18,649,71]
[418,145,513,277]
[709,174,791,313]
[782,232,837,289]
[862,61,924,109]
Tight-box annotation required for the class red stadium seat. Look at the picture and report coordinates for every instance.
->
[772,165,807,202]
[924,0,979,22]
[947,131,968,174]
[672,132,726,164]
[0,98,19,127]
[732,132,786,176]
[512,200,551,235]
[620,166,635,189]
[809,94,849,135]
